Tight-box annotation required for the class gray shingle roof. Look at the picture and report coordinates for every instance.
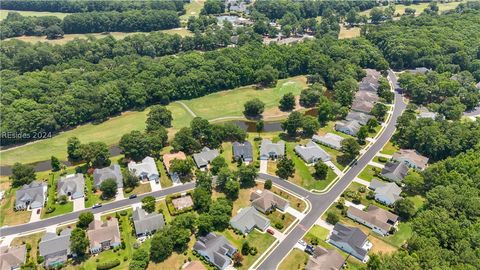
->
[15,181,47,210]
[0,245,26,270]
[330,223,368,259]
[193,233,237,270]
[312,133,344,150]
[259,139,285,159]
[335,120,361,135]
[230,206,270,234]
[381,161,409,182]
[39,229,71,265]
[306,246,344,270]
[193,147,220,168]
[93,165,123,188]
[128,156,159,181]
[358,69,381,92]
[294,141,331,163]
[375,183,402,203]
[346,111,373,125]
[57,174,84,199]
[232,141,253,161]
[132,207,165,236]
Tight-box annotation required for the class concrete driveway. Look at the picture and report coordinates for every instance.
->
[150,180,162,191]
[29,208,41,223]
[259,160,268,173]
[115,189,125,201]
[73,197,85,211]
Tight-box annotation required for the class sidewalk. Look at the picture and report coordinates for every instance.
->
[285,207,305,220]
[353,177,370,187]
[368,161,385,169]
[376,153,392,159]
[325,161,344,177]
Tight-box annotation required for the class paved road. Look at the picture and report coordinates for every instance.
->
[0,183,195,237]
[256,71,406,270]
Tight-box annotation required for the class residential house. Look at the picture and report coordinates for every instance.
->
[232,141,253,162]
[193,233,237,270]
[230,206,270,234]
[87,218,121,254]
[132,207,165,237]
[346,111,373,125]
[351,97,375,114]
[328,223,372,262]
[335,120,361,136]
[381,161,409,183]
[259,139,285,160]
[15,181,47,210]
[0,245,26,270]
[182,261,206,270]
[358,69,381,92]
[193,147,220,169]
[128,156,159,182]
[172,195,194,211]
[369,179,402,206]
[347,206,399,236]
[294,141,331,164]
[305,246,345,270]
[250,190,289,213]
[39,229,72,267]
[57,173,84,199]
[407,67,430,74]
[312,133,344,150]
[163,151,187,183]
[417,111,438,120]
[93,165,123,189]
[392,149,429,171]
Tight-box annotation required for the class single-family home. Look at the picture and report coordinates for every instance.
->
[335,120,361,136]
[259,139,285,160]
[87,218,121,254]
[193,233,237,270]
[15,181,47,210]
[346,111,373,125]
[230,206,270,234]
[381,161,409,183]
[250,190,289,213]
[193,147,220,169]
[163,151,187,183]
[392,149,429,171]
[57,173,84,199]
[358,69,381,92]
[407,67,430,74]
[128,156,159,182]
[0,245,26,270]
[312,133,344,150]
[369,179,402,206]
[351,99,375,114]
[39,229,72,267]
[305,246,345,270]
[93,165,123,189]
[294,141,331,164]
[232,141,253,162]
[347,206,399,236]
[328,223,372,262]
[182,260,206,270]
[132,207,165,237]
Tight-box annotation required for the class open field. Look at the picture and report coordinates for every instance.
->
[339,25,361,39]
[359,1,463,17]
[180,0,205,21]
[0,9,70,20]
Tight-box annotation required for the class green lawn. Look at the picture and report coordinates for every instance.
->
[318,144,346,171]
[42,172,74,219]
[266,210,295,232]
[278,248,309,270]
[409,194,426,211]
[303,225,330,245]
[357,165,379,182]
[380,141,399,156]
[0,188,32,226]
[123,182,152,197]
[157,160,173,188]
[373,156,389,164]
[0,9,70,20]
[11,232,44,263]
[156,200,172,223]
[180,0,205,21]
[383,222,412,248]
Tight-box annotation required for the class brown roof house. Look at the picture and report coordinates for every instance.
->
[163,152,187,184]
[347,205,399,236]
[0,245,26,270]
[392,149,429,171]
[305,246,345,270]
[87,218,121,254]
[250,190,289,213]
[182,260,206,270]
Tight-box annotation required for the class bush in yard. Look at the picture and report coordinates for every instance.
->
[378,156,388,163]
[58,195,68,205]
[351,192,362,204]
[264,179,272,190]
[96,259,121,270]
[241,241,250,256]
[275,222,284,230]
[310,237,319,246]
[326,211,339,225]
[367,191,375,200]
[249,247,258,256]
[358,186,366,193]
[46,206,56,213]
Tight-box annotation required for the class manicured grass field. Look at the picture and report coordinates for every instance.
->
[278,248,309,270]
[357,165,379,182]
[157,160,173,188]
[267,210,295,232]
[0,9,70,20]
[359,1,463,17]
[339,25,361,39]
[303,225,330,245]
[123,182,152,197]
[380,141,399,155]
[383,222,412,248]
[180,0,205,21]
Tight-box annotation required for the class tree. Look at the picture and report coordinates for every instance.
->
[264,179,272,190]
[169,159,193,182]
[317,96,334,125]
[326,211,339,225]
[172,127,201,155]
[224,179,240,200]
[45,24,63,39]
[70,228,89,258]
[243,98,265,118]
[210,156,227,175]
[282,111,303,137]
[208,198,232,231]
[334,77,357,106]
[232,252,244,267]
[150,229,173,262]
[357,125,369,145]
[341,138,360,161]
[120,129,167,161]
[77,212,94,229]
[123,171,139,189]
[366,118,379,132]
[314,162,328,180]
[279,93,295,111]
[100,179,117,199]
[403,171,425,194]
[197,213,213,236]
[195,170,213,193]
[146,105,173,131]
[193,187,211,213]
[237,164,257,188]
[302,115,320,136]
[276,157,295,179]
[346,9,358,26]
[254,65,279,87]
[439,97,466,120]
[300,85,322,108]
[371,103,388,121]
[142,196,156,213]
[10,162,36,188]
[67,137,82,161]
[50,156,61,172]
[394,198,416,220]
[256,120,264,136]
[78,142,110,168]
[216,167,234,190]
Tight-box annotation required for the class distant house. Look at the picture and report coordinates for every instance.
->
[347,206,399,236]
[294,141,331,164]
[0,245,26,270]
[392,149,429,171]
[346,111,373,125]
[128,156,159,182]
[15,181,47,210]
[417,111,437,120]
[193,233,237,270]
[132,207,165,237]
[259,139,285,160]
[312,133,344,150]
[351,99,375,114]
[193,147,220,169]
[250,190,289,213]
[358,69,381,92]
[39,229,72,267]
[87,218,121,254]
[232,141,253,162]
[93,165,123,189]
[163,151,187,183]
[328,223,372,262]
[335,120,361,136]
[305,246,345,270]
[57,173,84,199]
[230,206,270,234]
[407,67,430,74]
[369,179,402,206]
[381,161,409,183]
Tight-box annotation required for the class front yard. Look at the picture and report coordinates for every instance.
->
[123,182,152,197]
[278,248,309,270]
[380,141,399,155]
[266,210,295,232]
[357,165,380,182]
[11,232,44,263]
[0,188,31,226]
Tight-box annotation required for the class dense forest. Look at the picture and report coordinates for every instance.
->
[0,37,387,145]
[0,0,185,13]
[364,9,480,79]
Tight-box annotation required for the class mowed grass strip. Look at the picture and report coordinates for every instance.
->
[0,9,70,20]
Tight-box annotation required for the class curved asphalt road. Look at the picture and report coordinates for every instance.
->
[255,70,406,270]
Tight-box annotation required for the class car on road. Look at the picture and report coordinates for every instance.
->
[298,239,307,247]
[129,194,137,199]
[92,203,102,209]
[267,228,275,235]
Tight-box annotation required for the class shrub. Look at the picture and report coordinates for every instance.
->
[119,210,128,216]
[274,223,284,230]
[378,157,388,163]
[46,206,56,213]
[326,211,339,225]
[37,256,44,264]
[124,187,133,193]
[96,259,121,270]
[26,243,32,251]
[366,191,375,200]
[249,247,258,256]
[358,186,366,193]
[310,237,319,246]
